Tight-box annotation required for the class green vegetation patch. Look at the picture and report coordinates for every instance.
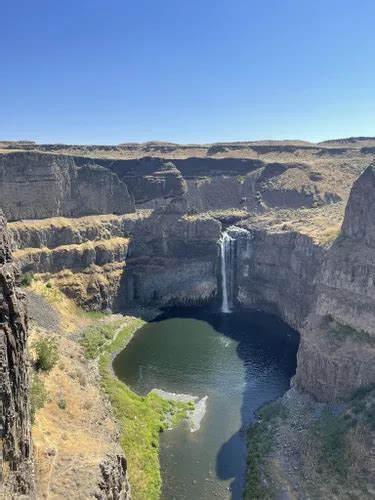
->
[97,319,191,500]
[78,309,109,321]
[350,385,375,430]
[30,374,48,423]
[310,409,352,476]
[80,321,122,359]
[20,272,33,287]
[244,401,288,500]
[307,387,374,487]
[327,317,375,346]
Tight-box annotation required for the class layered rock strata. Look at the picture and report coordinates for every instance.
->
[0,152,134,221]
[8,213,151,311]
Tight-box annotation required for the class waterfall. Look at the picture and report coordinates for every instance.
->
[220,231,234,313]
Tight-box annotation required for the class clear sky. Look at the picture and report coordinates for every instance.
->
[1,0,375,144]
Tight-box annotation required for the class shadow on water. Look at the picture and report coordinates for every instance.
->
[152,307,299,499]
[213,312,299,499]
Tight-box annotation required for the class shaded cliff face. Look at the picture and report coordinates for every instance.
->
[121,198,221,308]
[0,152,134,221]
[182,160,342,212]
[295,163,375,401]
[100,157,187,205]
[233,227,323,331]
[0,213,34,496]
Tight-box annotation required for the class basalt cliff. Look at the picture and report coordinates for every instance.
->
[0,212,34,497]
[1,138,375,497]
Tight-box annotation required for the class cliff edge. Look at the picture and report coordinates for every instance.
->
[0,212,34,496]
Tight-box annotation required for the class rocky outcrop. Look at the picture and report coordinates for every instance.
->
[295,163,375,400]
[9,213,151,251]
[14,238,129,275]
[121,197,221,308]
[0,212,34,496]
[98,455,131,500]
[102,157,187,205]
[8,214,152,311]
[0,152,134,221]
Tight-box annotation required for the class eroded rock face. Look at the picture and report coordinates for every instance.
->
[0,152,134,221]
[121,197,221,308]
[15,238,129,275]
[0,212,34,496]
[233,227,323,331]
[98,455,131,500]
[103,157,187,205]
[341,162,375,247]
[295,163,375,400]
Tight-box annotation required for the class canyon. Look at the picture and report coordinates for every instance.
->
[0,138,374,498]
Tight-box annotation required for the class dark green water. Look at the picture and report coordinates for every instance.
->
[113,309,299,500]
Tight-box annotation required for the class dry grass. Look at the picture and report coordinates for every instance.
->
[8,211,151,232]
[30,281,190,500]
[239,204,345,245]
[14,236,129,260]
[32,334,119,498]
[32,262,124,309]
[29,289,128,499]
[29,281,90,333]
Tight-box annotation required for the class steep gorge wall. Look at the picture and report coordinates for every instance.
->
[0,152,134,221]
[232,227,323,331]
[295,163,375,401]
[0,213,34,497]
[121,198,221,308]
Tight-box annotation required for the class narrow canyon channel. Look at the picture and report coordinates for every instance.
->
[113,309,299,499]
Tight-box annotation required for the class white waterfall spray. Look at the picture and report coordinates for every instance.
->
[220,231,234,313]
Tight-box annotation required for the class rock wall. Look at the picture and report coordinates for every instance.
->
[0,212,34,496]
[0,150,347,223]
[121,198,221,308]
[98,455,131,500]
[0,152,134,221]
[14,238,129,275]
[232,227,323,331]
[8,214,151,312]
[100,157,187,205]
[295,163,375,400]
[9,213,150,251]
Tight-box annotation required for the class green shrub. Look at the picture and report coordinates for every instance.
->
[58,399,67,410]
[32,337,59,371]
[311,409,351,476]
[46,281,52,289]
[30,375,48,423]
[20,273,33,287]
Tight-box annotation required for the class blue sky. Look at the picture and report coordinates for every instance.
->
[1,0,375,144]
